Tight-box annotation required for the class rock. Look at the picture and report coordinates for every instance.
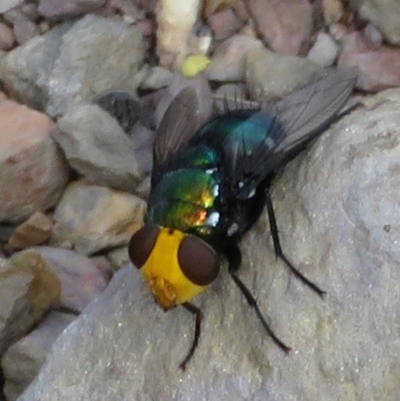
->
[349,0,400,45]
[338,31,400,91]
[0,99,69,223]
[156,0,201,70]
[51,181,146,255]
[207,8,244,41]
[203,0,237,18]
[207,34,263,82]
[107,0,145,22]
[2,311,75,401]
[245,47,323,101]
[0,0,23,14]
[19,3,39,21]
[0,22,14,51]
[248,0,313,56]
[38,0,107,20]
[0,250,61,356]
[322,0,344,25]
[33,246,108,311]
[52,104,143,192]
[106,246,130,272]
[139,66,173,90]
[96,89,141,133]
[307,32,339,67]
[0,14,144,118]
[16,89,400,401]
[7,212,54,250]
[129,122,154,174]
[13,18,40,45]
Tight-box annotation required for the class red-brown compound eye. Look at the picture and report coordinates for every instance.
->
[178,236,220,286]
[128,225,160,268]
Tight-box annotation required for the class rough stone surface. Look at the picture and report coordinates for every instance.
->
[349,0,400,45]
[307,32,339,67]
[38,0,107,20]
[33,246,108,311]
[207,8,244,41]
[0,99,69,223]
[52,104,143,192]
[13,18,40,45]
[51,181,146,255]
[248,0,313,56]
[16,90,400,400]
[245,47,323,101]
[0,0,23,14]
[338,31,400,91]
[207,34,263,82]
[2,311,75,401]
[0,22,15,51]
[0,14,144,117]
[7,212,54,250]
[156,0,200,70]
[0,250,61,357]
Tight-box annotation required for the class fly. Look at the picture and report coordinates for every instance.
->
[128,68,357,369]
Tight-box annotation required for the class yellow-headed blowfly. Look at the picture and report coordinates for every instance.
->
[128,68,357,369]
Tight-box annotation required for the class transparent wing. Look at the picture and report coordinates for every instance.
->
[154,87,204,167]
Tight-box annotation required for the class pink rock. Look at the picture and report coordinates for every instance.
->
[248,0,313,56]
[208,8,244,41]
[0,22,14,50]
[34,246,108,311]
[0,99,70,223]
[338,31,400,92]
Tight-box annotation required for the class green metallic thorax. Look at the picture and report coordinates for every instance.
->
[147,145,220,236]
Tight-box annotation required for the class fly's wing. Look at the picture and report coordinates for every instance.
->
[153,87,204,168]
[221,68,357,200]
[272,67,358,155]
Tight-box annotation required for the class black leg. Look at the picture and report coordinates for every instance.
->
[223,242,290,353]
[179,302,203,370]
[264,190,325,298]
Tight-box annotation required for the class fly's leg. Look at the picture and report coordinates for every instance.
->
[223,242,291,353]
[264,190,325,297]
[179,302,203,370]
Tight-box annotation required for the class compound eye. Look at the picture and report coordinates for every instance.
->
[128,225,160,268]
[178,236,220,286]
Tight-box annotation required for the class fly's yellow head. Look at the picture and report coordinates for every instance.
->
[128,225,220,309]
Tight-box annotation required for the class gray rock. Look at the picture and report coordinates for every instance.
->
[17,90,400,400]
[139,65,173,90]
[207,34,263,82]
[52,104,143,192]
[13,18,40,45]
[51,181,146,255]
[349,0,400,45]
[2,311,75,401]
[0,14,144,117]
[38,0,107,20]
[0,0,23,14]
[245,47,323,101]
